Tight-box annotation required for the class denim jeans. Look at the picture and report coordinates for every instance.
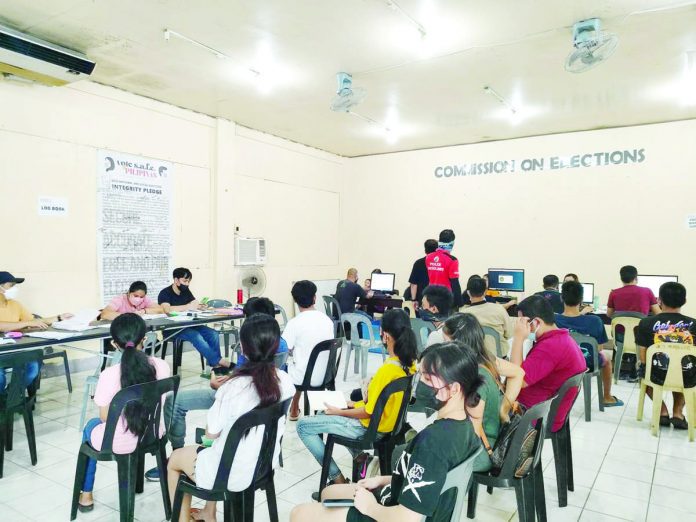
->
[175,326,222,366]
[81,418,103,492]
[164,388,216,449]
[0,361,40,390]
[296,414,368,481]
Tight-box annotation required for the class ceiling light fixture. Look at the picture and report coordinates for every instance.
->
[347,110,396,142]
[164,29,274,93]
[386,0,426,39]
[483,85,517,115]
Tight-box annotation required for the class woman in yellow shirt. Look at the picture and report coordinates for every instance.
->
[296,308,417,489]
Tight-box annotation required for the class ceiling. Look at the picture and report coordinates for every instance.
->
[1,0,696,157]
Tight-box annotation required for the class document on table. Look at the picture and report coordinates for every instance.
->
[142,314,167,320]
[52,309,101,331]
[25,331,76,340]
[307,391,348,412]
[0,338,16,345]
[164,315,193,322]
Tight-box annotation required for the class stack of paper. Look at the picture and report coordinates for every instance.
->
[307,391,348,412]
[142,314,167,320]
[0,338,16,345]
[52,309,101,331]
[25,331,75,340]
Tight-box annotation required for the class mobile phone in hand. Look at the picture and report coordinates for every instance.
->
[212,366,231,376]
[322,499,354,508]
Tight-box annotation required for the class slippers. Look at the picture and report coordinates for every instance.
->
[602,396,624,408]
[659,415,671,427]
[671,416,689,430]
[77,503,94,513]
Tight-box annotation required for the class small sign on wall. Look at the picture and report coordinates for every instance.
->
[687,214,696,229]
[38,196,68,217]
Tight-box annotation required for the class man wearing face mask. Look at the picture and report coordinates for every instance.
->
[0,271,74,390]
[158,267,231,369]
[510,295,586,432]
[420,285,454,347]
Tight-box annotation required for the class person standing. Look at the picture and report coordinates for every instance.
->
[407,239,437,310]
[425,229,463,308]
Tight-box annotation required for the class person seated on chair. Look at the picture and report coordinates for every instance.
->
[77,313,171,512]
[442,312,525,472]
[237,297,289,367]
[606,265,661,318]
[0,271,73,391]
[461,276,514,357]
[555,281,623,407]
[533,274,564,314]
[420,285,453,347]
[143,295,291,482]
[158,267,231,369]
[283,280,335,420]
[635,282,696,430]
[100,280,163,320]
[290,342,483,522]
[408,239,438,311]
[336,268,373,315]
[167,314,295,522]
[296,309,417,493]
[510,296,586,432]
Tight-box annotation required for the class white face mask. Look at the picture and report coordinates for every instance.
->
[3,286,19,300]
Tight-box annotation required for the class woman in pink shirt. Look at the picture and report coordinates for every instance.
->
[101,281,163,320]
[77,313,171,512]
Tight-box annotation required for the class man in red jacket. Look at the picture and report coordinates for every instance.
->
[425,229,463,308]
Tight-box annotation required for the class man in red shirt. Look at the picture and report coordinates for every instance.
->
[511,295,587,432]
[425,229,463,307]
[607,265,661,317]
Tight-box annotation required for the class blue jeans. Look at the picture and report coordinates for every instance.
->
[0,361,40,390]
[164,388,216,449]
[175,326,222,366]
[81,418,103,492]
[296,414,368,481]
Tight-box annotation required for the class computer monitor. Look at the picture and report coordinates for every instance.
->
[371,272,395,293]
[580,283,595,305]
[637,274,678,298]
[487,268,525,292]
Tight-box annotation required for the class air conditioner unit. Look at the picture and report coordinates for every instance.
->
[0,23,96,86]
[235,237,267,266]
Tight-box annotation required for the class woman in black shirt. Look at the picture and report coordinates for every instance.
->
[290,342,484,522]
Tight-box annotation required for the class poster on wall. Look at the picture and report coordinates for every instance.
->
[97,150,173,303]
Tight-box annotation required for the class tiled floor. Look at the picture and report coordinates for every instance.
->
[1,351,695,522]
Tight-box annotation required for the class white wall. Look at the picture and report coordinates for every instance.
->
[342,120,696,314]
[0,80,345,319]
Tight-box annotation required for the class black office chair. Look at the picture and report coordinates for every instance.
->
[294,339,343,416]
[545,372,584,507]
[467,398,554,522]
[0,349,43,478]
[318,376,413,495]
[70,376,180,521]
[172,399,291,522]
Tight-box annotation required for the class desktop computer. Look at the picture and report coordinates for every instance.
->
[487,268,525,292]
[581,282,595,305]
[637,274,678,298]
[371,272,396,294]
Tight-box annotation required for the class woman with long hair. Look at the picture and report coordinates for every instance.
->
[291,342,484,522]
[167,313,295,522]
[77,313,170,512]
[296,308,418,489]
[442,312,525,471]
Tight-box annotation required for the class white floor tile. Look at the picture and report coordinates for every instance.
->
[585,490,649,521]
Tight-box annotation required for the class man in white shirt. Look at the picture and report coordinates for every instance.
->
[283,280,335,420]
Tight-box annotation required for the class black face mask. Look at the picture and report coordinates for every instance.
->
[415,381,447,411]
[178,282,189,290]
